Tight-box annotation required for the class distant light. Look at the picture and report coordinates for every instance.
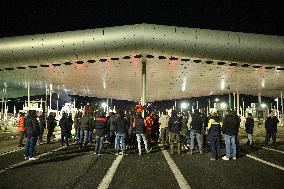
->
[260,103,267,108]
[261,79,265,88]
[220,102,227,109]
[101,102,107,108]
[215,98,219,102]
[181,102,188,109]
[182,79,186,92]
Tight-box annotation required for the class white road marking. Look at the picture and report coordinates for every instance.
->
[0,145,67,174]
[261,147,284,154]
[162,150,191,189]
[246,154,284,171]
[0,148,24,157]
[98,155,123,189]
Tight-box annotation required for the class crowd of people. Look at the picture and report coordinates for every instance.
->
[17,103,280,161]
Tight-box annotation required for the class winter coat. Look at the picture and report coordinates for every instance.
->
[95,117,108,136]
[80,114,92,130]
[133,117,145,134]
[191,113,203,133]
[168,115,181,134]
[59,117,69,133]
[187,115,192,130]
[109,114,117,131]
[17,116,25,132]
[159,115,170,129]
[39,115,46,129]
[24,114,40,138]
[47,115,57,130]
[222,115,239,136]
[115,116,128,134]
[74,114,81,129]
[245,116,254,134]
[265,116,279,133]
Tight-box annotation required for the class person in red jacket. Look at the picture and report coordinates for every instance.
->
[17,113,25,147]
[135,101,144,113]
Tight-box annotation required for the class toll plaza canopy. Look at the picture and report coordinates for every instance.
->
[0,23,284,101]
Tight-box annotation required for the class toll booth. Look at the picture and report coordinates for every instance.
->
[246,103,268,127]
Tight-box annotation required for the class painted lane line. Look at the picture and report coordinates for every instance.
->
[162,150,191,189]
[98,155,123,189]
[0,148,24,157]
[246,154,284,171]
[0,145,67,174]
[261,147,284,154]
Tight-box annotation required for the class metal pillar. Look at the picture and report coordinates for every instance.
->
[49,85,52,110]
[237,92,240,115]
[142,60,146,116]
[228,92,231,110]
[233,92,236,110]
[281,91,283,114]
[27,82,30,110]
[196,100,199,110]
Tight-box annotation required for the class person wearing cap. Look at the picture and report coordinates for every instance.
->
[245,113,254,148]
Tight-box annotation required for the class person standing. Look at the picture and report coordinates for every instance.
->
[46,113,56,144]
[94,112,108,155]
[133,112,152,156]
[207,113,222,160]
[168,110,182,155]
[24,110,40,160]
[80,110,92,149]
[180,113,189,152]
[74,111,81,143]
[159,111,170,149]
[222,111,239,160]
[38,112,46,143]
[245,113,254,148]
[115,111,128,155]
[17,113,25,147]
[189,109,203,155]
[59,113,69,146]
[265,111,279,145]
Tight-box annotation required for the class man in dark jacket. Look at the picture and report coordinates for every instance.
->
[222,110,239,160]
[189,109,203,155]
[168,110,182,155]
[94,112,108,155]
[46,112,56,143]
[114,111,128,155]
[59,112,69,146]
[245,113,254,148]
[24,110,40,160]
[80,111,92,148]
[133,113,152,155]
[265,111,279,145]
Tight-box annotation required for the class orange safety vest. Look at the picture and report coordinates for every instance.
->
[144,116,153,131]
[18,116,25,132]
[136,104,143,113]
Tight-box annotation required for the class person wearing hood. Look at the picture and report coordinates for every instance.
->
[59,112,69,146]
[245,113,254,148]
[114,111,129,155]
[222,110,239,160]
[189,109,203,155]
[168,110,182,155]
[24,110,40,160]
[207,112,222,160]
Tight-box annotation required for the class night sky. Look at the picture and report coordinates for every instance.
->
[0,0,284,37]
[1,0,283,112]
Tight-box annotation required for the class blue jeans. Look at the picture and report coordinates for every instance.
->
[80,130,89,146]
[190,130,202,151]
[136,134,149,153]
[95,135,104,153]
[116,133,126,152]
[25,137,35,158]
[224,134,236,158]
[88,130,93,143]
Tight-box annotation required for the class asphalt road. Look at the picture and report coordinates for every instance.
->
[0,140,284,189]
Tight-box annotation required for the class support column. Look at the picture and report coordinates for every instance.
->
[27,82,30,110]
[49,84,52,110]
[142,60,146,116]
[233,92,236,110]
[237,92,240,115]
[228,92,231,110]
[281,91,283,114]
